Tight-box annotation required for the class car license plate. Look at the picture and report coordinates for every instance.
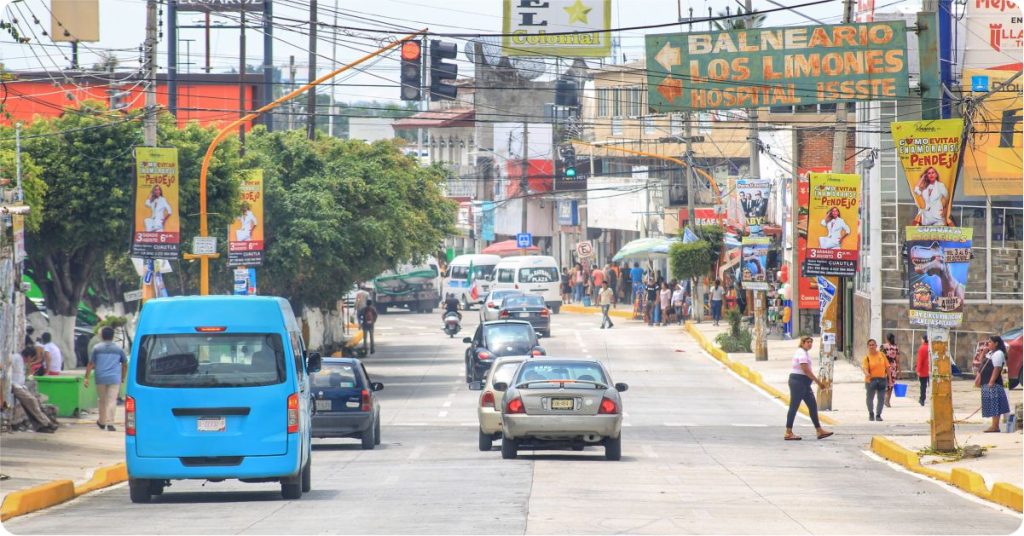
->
[316,400,332,411]
[551,398,573,410]
[197,417,225,432]
[518,312,530,318]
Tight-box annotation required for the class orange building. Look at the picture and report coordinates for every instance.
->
[1,72,263,129]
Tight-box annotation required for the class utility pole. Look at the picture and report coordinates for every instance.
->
[15,122,22,201]
[143,0,158,147]
[239,11,247,150]
[745,0,767,361]
[520,121,529,234]
[288,55,296,131]
[262,0,274,131]
[328,0,338,137]
[306,0,318,140]
[685,113,703,322]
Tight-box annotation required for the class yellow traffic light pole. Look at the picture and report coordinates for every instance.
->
[186,29,427,295]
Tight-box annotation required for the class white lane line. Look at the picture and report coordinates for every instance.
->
[447,393,456,398]
[407,445,425,460]
[438,410,449,418]
[731,423,769,427]
[642,444,659,459]
[663,422,697,427]
[459,422,477,427]
[442,401,453,408]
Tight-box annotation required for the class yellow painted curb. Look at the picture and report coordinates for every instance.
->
[682,322,838,426]
[870,436,1023,512]
[0,480,76,521]
[74,463,128,496]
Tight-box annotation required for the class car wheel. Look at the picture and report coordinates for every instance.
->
[1010,370,1022,390]
[462,297,472,311]
[478,429,493,452]
[128,478,152,503]
[465,361,472,383]
[361,422,376,450]
[149,479,166,496]
[280,473,302,499]
[542,330,551,338]
[301,458,312,493]
[501,436,518,459]
[605,435,622,461]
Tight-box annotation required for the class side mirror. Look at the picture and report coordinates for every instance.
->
[306,352,322,373]
[462,337,473,344]
[371,382,384,392]
[615,382,629,392]
[468,381,483,391]
[493,382,508,392]
[536,331,544,339]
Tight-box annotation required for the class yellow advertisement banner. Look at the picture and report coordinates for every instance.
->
[891,119,963,225]
[227,169,264,267]
[131,147,180,259]
[804,173,861,277]
[961,69,1023,197]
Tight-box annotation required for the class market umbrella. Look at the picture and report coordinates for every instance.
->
[611,237,679,262]
[481,239,540,256]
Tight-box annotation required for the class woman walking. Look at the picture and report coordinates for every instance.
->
[862,339,889,421]
[572,263,585,303]
[560,267,571,305]
[881,333,901,408]
[785,336,833,441]
[659,282,672,326]
[709,280,724,326]
[980,335,1011,433]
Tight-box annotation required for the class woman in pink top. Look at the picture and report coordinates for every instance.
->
[785,336,833,441]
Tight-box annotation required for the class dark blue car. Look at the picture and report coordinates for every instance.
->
[311,357,383,449]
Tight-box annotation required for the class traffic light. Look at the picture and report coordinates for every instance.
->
[559,144,577,179]
[399,39,421,101]
[429,40,458,101]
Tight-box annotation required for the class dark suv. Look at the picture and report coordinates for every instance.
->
[463,320,544,383]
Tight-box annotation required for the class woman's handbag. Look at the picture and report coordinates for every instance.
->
[974,357,988,388]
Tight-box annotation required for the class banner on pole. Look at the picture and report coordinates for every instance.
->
[906,226,973,328]
[12,214,26,263]
[741,236,772,291]
[960,68,1023,197]
[796,167,830,309]
[131,147,180,259]
[804,172,861,277]
[736,179,772,237]
[227,169,265,267]
[890,119,963,225]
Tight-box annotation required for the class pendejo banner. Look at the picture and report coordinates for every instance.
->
[131,147,180,260]
[803,172,861,277]
[227,170,264,267]
[906,226,973,328]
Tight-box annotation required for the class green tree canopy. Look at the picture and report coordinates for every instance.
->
[669,240,713,282]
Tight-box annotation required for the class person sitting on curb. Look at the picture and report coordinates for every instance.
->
[6,347,59,433]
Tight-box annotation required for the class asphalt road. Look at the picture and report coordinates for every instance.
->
[5,310,1022,535]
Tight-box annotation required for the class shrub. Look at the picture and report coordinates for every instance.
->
[714,308,752,352]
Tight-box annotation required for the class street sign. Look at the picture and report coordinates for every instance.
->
[123,289,144,302]
[193,236,217,255]
[576,240,594,258]
[516,233,533,248]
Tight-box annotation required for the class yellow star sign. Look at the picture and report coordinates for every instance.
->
[564,0,592,25]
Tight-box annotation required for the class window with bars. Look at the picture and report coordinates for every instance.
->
[597,88,610,117]
[627,87,643,117]
[611,88,622,118]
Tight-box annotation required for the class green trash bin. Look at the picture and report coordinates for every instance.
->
[33,375,98,418]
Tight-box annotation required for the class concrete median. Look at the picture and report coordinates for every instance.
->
[1,480,76,521]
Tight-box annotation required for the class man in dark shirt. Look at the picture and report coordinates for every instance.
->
[442,293,462,321]
[645,277,659,326]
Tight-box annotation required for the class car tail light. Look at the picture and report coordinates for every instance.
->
[506,397,525,414]
[195,326,226,333]
[361,389,371,412]
[530,349,543,356]
[540,308,550,317]
[478,351,492,360]
[487,301,494,308]
[598,397,619,414]
[287,393,299,433]
[481,391,495,408]
[499,310,509,318]
[125,396,136,436]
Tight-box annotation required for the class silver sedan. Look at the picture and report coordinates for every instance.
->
[494,357,628,461]
[479,289,524,322]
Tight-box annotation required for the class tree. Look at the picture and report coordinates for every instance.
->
[712,6,765,31]
[0,149,47,231]
[669,241,713,283]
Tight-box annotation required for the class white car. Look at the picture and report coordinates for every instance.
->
[469,355,529,451]
[479,290,525,323]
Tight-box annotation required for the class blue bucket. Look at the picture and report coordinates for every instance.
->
[893,383,908,397]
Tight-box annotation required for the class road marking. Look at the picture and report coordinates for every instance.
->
[448,393,456,398]
[663,422,697,427]
[459,422,477,427]
[392,422,430,426]
[642,444,659,458]
[442,401,452,408]
[438,410,449,418]
[731,423,769,427]
[407,445,425,460]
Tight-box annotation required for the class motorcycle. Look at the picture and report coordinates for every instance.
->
[442,311,462,338]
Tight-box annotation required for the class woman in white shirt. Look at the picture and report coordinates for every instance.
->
[234,202,258,242]
[980,335,1011,432]
[144,185,172,232]
[914,167,948,226]
[818,207,850,249]
[785,336,833,441]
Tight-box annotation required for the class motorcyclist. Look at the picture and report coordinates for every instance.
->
[442,293,462,322]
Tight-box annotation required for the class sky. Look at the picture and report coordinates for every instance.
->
[0,0,921,103]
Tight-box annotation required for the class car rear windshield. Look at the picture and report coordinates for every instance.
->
[515,361,608,388]
[490,361,522,386]
[518,267,558,283]
[485,324,535,349]
[137,333,286,388]
[450,265,493,280]
[503,295,545,308]
[311,363,359,389]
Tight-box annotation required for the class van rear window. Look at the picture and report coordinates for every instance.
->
[137,334,286,388]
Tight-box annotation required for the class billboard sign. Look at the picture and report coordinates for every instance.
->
[890,119,963,225]
[906,226,973,328]
[962,0,1023,70]
[646,21,909,112]
[502,0,612,57]
[12,214,25,263]
[131,147,180,259]
[741,236,772,291]
[804,172,861,277]
[736,179,772,236]
[227,170,264,267]
[961,68,1023,196]
[557,200,579,226]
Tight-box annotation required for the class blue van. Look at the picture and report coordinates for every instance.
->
[125,296,321,502]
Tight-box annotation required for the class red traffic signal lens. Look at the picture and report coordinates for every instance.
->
[401,40,421,61]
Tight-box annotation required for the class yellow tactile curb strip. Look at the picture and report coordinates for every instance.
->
[561,303,637,319]
[1,462,127,522]
[683,321,838,426]
[870,436,1023,512]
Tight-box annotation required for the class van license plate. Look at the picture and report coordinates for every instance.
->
[551,398,573,410]
[316,400,332,411]
[197,417,225,432]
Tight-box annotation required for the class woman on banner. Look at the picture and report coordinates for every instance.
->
[144,185,172,232]
[818,207,851,249]
[913,167,950,226]
[234,202,258,242]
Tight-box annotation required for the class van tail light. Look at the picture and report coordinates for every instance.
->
[125,396,136,436]
[499,310,509,318]
[287,393,299,433]
[481,391,495,408]
[531,349,543,356]
[506,397,525,414]
[598,397,619,414]
[540,308,550,317]
[478,351,492,360]
[361,389,371,412]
